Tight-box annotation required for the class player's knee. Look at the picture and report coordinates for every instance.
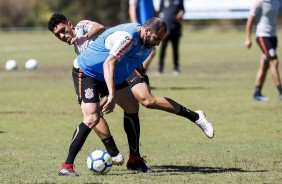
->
[84,113,100,128]
[140,98,156,109]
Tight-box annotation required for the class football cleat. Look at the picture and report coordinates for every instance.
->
[112,152,124,166]
[126,155,152,173]
[172,69,180,76]
[58,163,79,176]
[279,94,282,101]
[253,95,270,102]
[195,110,214,139]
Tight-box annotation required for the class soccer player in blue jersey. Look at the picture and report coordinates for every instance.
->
[49,15,215,176]
[245,0,282,101]
[50,17,167,176]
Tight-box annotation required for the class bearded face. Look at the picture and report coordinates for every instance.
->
[143,34,153,48]
[142,27,166,48]
[143,33,158,48]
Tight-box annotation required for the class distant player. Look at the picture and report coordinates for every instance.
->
[245,0,282,101]
[129,0,156,71]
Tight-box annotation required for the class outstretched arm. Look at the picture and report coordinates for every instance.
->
[72,21,105,45]
[85,22,105,39]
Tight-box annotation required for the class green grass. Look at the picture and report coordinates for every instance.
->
[0,29,282,184]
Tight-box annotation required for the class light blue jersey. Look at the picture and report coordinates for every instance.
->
[77,23,152,84]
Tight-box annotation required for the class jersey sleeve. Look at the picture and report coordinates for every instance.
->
[129,0,137,6]
[250,0,262,17]
[107,31,134,62]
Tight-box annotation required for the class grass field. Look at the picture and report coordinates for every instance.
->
[0,28,282,184]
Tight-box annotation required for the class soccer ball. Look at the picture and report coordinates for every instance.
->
[25,59,38,70]
[87,150,112,175]
[5,59,17,71]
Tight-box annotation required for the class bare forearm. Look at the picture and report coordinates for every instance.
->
[103,56,116,97]
[245,16,254,40]
[245,16,255,49]
[129,5,138,23]
[87,23,106,39]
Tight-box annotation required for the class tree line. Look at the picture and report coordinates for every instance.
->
[0,0,129,28]
[1,0,281,30]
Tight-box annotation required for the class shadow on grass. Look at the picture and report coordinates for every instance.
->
[152,165,267,174]
[0,111,25,114]
[151,86,207,91]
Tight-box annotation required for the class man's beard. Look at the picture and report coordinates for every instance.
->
[143,35,153,48]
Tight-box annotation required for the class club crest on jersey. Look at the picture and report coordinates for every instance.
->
[85,88,94,99]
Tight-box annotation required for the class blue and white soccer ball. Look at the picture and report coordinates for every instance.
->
[87,150,112,175]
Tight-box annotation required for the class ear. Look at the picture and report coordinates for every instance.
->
[144,27,150,34]
[67,21,73,28]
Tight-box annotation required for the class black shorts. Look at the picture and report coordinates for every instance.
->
[72,67,128,104]
[256,36,278,61]
[126,65,150,88]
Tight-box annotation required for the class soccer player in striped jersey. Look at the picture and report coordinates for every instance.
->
[48,14,124,176]
[245,0,282,101]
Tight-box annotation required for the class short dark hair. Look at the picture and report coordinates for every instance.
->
[143,17,167,34]
[47,13,68,32]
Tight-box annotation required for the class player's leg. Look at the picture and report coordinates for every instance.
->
[131,82,214,138]
[157,34,170,74]
[266,37,282,100]
[59,67,121,176]
[92,117,124,166]
[116,86,151,173]
[92,96,124,165]
[269,57,282,97]
[59,100,100,177]
[254,54,269,97]
[116,87,140,159]
[254,37,272,101]
[171,33,180,75]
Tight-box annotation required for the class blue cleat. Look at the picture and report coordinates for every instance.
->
[279,94,282,101]
[253,95,270,102]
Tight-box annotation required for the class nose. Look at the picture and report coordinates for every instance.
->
[59,33,65,39]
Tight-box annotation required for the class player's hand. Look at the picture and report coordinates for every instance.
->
[175,14,182,23]
[102,95,115,114]
[245,39,252,49]
[71,35,88,45]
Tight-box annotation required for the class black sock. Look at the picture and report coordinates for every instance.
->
[65,122,91,164]
[102,136,120,157]
[177,105,199,122]
[123,112,140,157]
[254,86,262,96]
[277,84,282,95]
